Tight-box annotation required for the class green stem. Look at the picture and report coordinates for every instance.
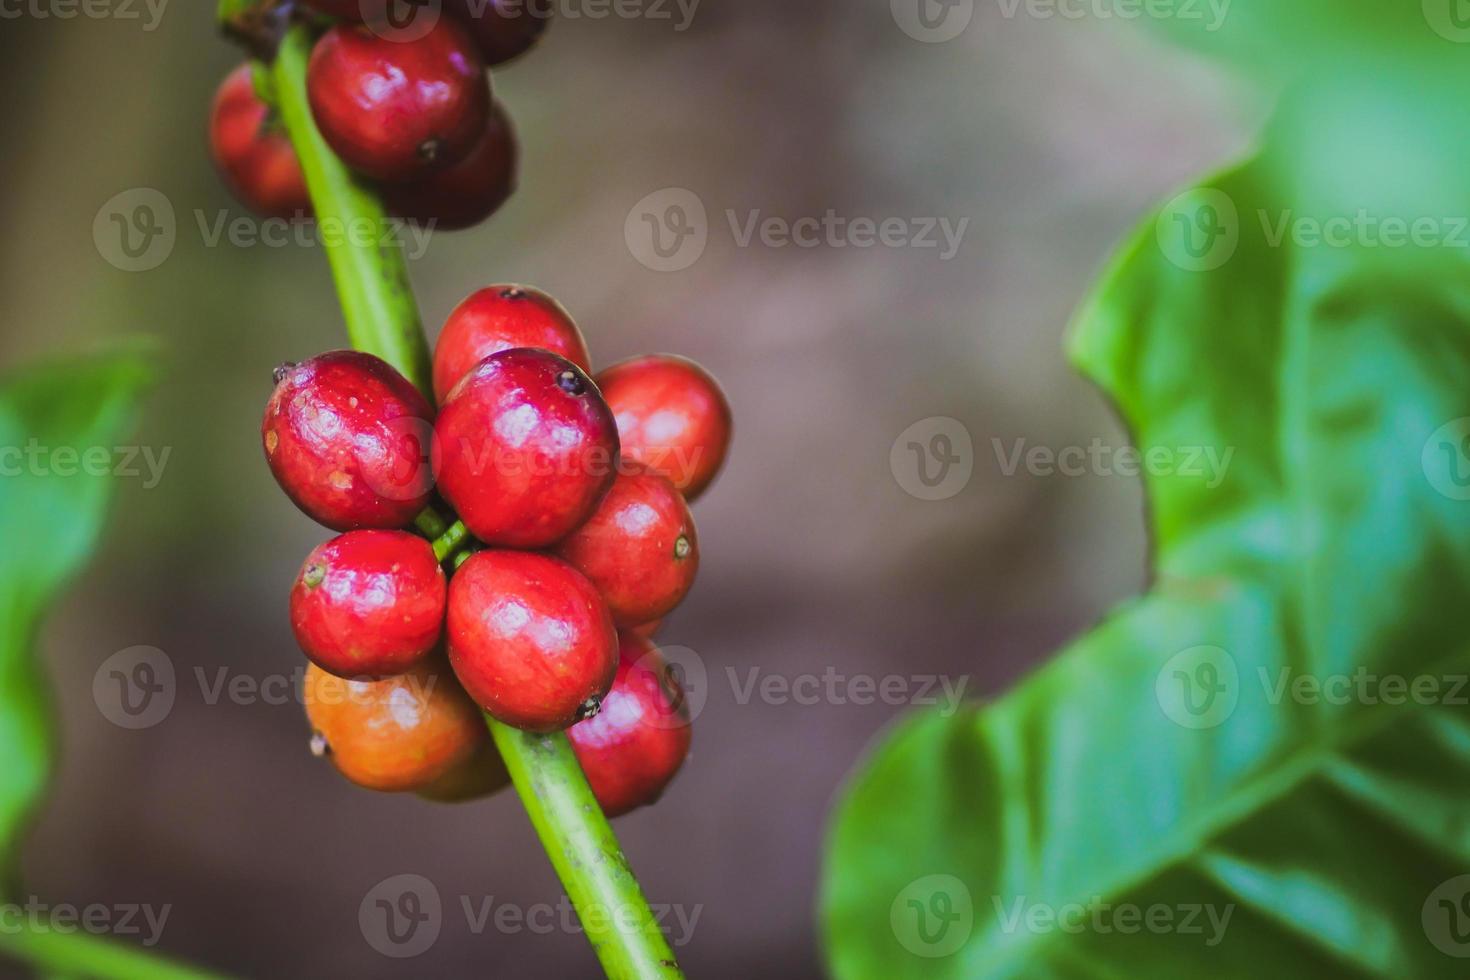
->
[0,927,229,980]
[430,519,470,563]
[413,507,449,540]
[491,724,684,979]
[270,22,683,979]
[414,507,470,563]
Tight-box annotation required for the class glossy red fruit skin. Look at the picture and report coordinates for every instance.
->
[431,284,589,404]
[290,530,445,678]
[447,551,618,732]
[556,464,698,627]
[595,355,732,501]
[209,65,311,220]
[444,0,551,66]
[568,632,691,818]
[307,20,489,182]
[433,349,618,548]
[262,351,434,531]
[385,101,517,234]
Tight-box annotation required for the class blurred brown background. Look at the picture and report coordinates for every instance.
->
[0,1,1257,976]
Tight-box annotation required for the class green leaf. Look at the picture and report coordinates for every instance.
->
[0,349,155,882]
[820,146,1470,976]
[1138,0,1449,79]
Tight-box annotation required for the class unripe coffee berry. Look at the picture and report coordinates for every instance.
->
[209,65,311,220]
[385,101,517,234]
[596,355,732,501]
[444,0,551,66]
[556,463,698,627]
[447,551,617,732]
[262,351,434,530]
[431,284,590,404]
[433,348,617,548]
[290,530,445,678]
[568,632,691,818]
[307,19,489,182]
[304,659,486,792]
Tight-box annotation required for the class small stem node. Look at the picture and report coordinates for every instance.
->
[431,520,471,563]
[413,506,450,540]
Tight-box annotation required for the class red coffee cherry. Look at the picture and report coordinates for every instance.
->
[385,100,517,234]
[444,0,551,66]
[556,463,698,627]
[417,744,511,803]
[596,355,732,501]
[431,284,590,404]
[209,65,311,220]
[262,351,434,531]
[290,530,445,678]
[307,19,490,182]
[447,551,617,732]
[304,659,486,792]
[568,632,691,818]
[433,348,617,548]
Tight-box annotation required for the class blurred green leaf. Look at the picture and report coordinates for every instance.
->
[821,141,1470,976]
[1140,0,1450,79]
[0,349,155,882]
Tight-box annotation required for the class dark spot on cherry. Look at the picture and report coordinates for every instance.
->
[557,370,586,395]
[575,694,603,722]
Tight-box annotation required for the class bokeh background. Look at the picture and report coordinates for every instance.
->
[0,2,1261,976]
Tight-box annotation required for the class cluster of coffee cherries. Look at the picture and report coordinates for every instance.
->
[212,0,545,228]
[263,286,730,816]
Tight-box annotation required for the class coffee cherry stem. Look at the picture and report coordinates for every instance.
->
[412,505,450,540]
[266,21,684,978]
[489,721,684,979]
[430,518,471,564]
[411,507,472,564]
